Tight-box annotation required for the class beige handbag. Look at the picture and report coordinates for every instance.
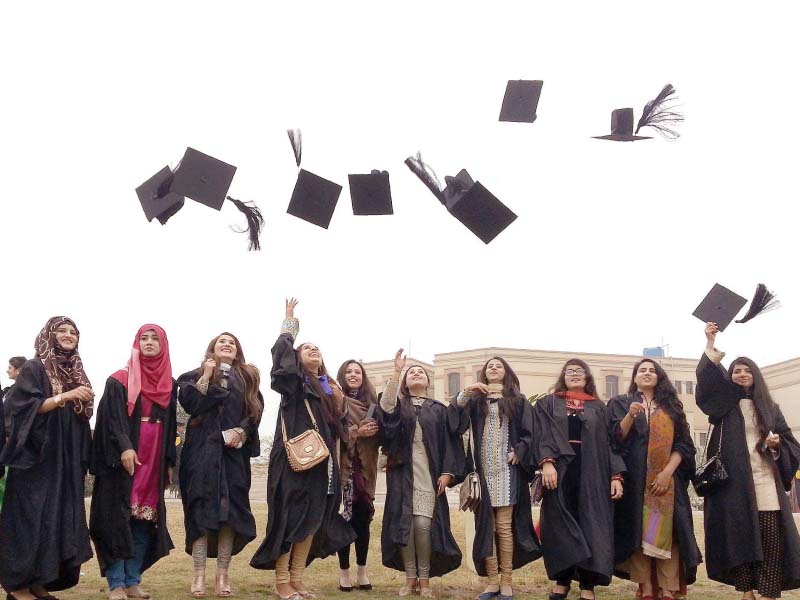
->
[459,427,482,512]
[282,399,330,472]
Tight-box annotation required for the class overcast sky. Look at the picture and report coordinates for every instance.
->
[2,1,797,431]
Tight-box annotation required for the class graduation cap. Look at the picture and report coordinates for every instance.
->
[349,170,393,215]
[286,129,342,229]
[136,148,264,250]
[692,283,780,331]
[404,153,517,244]
[498,80,543,123]
[593,84,683,141]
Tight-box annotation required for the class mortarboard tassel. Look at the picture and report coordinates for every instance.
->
[287,129,302,167]
[635,83,684,139]
[227,196,265,251]
[735,283,780,323]
[404,152,446,205]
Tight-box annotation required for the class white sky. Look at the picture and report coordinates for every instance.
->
[2,1,798,432]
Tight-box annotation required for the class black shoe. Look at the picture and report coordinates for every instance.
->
[338,585,354,592]
[477,592,500,600]
[358,584,373,591]
[549,590,569,600]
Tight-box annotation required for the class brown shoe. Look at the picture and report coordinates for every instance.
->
[124,586,151,599]
[215,570,232,597]
[109,589,128,600]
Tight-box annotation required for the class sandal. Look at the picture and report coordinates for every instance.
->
[191,570,207,598]
[215,571,232,597]
[124,585,151,599]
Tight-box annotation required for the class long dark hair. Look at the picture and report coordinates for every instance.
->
[468,356,522,423]
[201,332,262,422]
[297,342,346,439]
[729,356,776,448]
[628,359,689,437]
[551,358,600,398]
[396,364,433,421]
[336,359,377,405]
[8,356,26,369]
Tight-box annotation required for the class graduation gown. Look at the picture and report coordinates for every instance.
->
[250,333,355,569]
[89,376,178,574]
[607,393,702,584]
[380,396,465,577]
[0,359,93,592]
[696,353,800,590]
[533,394,625,583]
[178,367,262,557]
[449,395,540,576]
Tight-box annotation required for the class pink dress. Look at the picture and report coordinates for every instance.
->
[130,398,165,522]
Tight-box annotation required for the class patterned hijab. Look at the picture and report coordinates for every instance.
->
[34,316,93,420]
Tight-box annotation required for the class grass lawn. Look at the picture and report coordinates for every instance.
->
[55,502,800,599]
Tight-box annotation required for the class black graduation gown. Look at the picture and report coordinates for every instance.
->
[0,359,93,592]
[89,376,178,574]
[448,395,540,576]
[178,367,263,557]
[696,353,800,590]
[250,333,355,569]
[380,396,465,577]
[533,395,626,583]
[607,393,702,584]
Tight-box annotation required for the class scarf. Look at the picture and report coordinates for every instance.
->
[112,324,172,416]
[34,316,93,420]
[555,390,597,411]
[642,401,675,559]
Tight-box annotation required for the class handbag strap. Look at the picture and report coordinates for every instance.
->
[699,419,724,464]
[281,398,320,443]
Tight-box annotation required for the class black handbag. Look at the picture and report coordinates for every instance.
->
[693,421,729,497]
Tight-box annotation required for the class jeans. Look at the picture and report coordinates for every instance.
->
[106,519,152,590]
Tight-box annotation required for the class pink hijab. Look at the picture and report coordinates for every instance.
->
[112,324,173,416]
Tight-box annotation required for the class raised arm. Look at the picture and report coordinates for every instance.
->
[271,298,303,397]
[379,349,405,414]
[695,322,740,419]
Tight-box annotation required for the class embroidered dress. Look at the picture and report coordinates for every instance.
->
[411,396,436,518]
[130,398,164,522]
[740,398,780,510]
[481,401,516,507]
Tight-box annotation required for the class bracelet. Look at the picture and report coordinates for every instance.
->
[54,394,65,408]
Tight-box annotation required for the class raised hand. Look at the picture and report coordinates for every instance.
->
[201,358,216,380]
[705,322,719,348]
[393,348,406,374]
[286,297,299,318]
[465,382,490,396]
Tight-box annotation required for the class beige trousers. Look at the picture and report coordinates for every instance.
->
[485,506,514,586]
[274,535,314,586]
[628,542,681,592]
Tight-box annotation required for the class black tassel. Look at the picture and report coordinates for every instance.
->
[735,283,780,323]
[287,129,302,167]
[227,196,265,251]
[635,83,684,139]
[404,152,445,205]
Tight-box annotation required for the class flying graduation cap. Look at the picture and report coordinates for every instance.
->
[498,80,544,123]
[286,129,343,229]
[593,84,684,141]
[349,170,393,215]
[136,147,264,250]
[693,283,780,331]
[404,153,517,244]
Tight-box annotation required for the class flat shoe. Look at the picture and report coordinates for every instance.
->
[338,585,354,592]
[549,592,569,600]
[358,584,373,591]
[125,586,151,599]
[398,587,413,597]
[477,592,500,600]
[109,590,127,600]
[498,595,513,600]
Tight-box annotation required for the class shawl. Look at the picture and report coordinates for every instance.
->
[111,324,172,416]
[642,404,675,559]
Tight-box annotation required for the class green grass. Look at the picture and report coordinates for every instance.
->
[53,503,800,599]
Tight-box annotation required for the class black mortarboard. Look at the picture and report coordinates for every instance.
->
[288,169,342,229]
[692,284,748,332]
[286,129,342,228]
[136,166,185,225]
[170,147,237,210]
[593,84,683,141]
[349,170,393,215]
[498,80,543,123]
[405,154,517,244]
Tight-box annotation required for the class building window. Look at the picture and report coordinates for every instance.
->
[686,381,694,394]
[696,430,708,451]
[605,375,619,399]
[447,373,461,398]
[675,380,683,395]
[475,369,483,383]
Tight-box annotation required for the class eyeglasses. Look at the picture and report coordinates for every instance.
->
[565,368,586,376]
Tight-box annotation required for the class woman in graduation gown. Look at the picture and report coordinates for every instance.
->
[608,359,701,600]
[89,325,178,600]
[250,298,355,600]
[380,351,464,598]
[0,316,95,600]
[696,322,800,600]
[450,356,539,600]
[336,359,382,592]
[178,331,263,598]
[534,359,625,600]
